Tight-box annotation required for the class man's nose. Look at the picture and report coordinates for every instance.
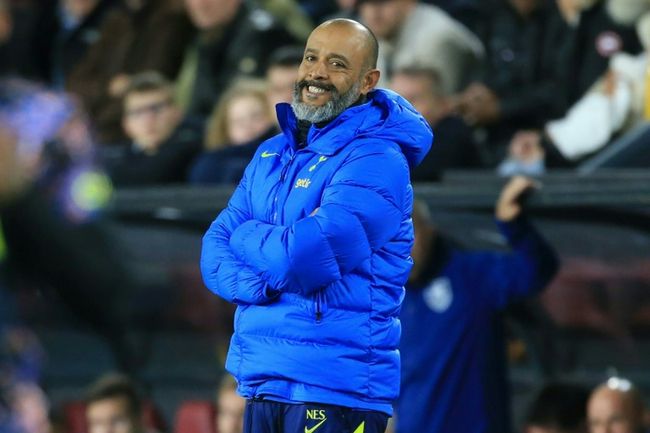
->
[308,61,328,80]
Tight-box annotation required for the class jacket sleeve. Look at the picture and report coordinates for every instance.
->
[470,216,560,311]
[200,171,278,305]
[229,149,408,295]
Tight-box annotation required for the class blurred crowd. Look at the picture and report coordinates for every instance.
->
[1,0,649,188]
[1,0,650,432]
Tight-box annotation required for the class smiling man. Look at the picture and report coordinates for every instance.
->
[201,18,432,433]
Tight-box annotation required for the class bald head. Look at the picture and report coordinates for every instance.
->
[317,19,379,71]
[587,382,645,433]
[292,17,381,123]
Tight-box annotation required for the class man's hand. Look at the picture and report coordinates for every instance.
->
[108,74,131,98]
[495,176,539,222]
[457,83,501,126]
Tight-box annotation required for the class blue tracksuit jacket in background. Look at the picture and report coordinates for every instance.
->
[396,217,559,433]
[201,89,432,415]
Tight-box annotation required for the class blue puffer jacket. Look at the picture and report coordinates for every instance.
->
[201,89,432,415]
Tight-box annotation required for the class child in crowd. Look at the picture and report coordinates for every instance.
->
[189,80,276,185]
[104,71,202,186]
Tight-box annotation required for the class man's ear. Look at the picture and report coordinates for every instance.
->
[361,69,381,95]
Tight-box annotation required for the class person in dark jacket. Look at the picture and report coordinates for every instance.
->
[200,19,432,433]
[178,0,299,120]
[552,0,642,112]
[105,71,202,186]
[67,0,194,144]
[396,176,559,433]
[454,0,559,163]
[41,0,118,89]
[496,0,645,175]
[389,65,481,179]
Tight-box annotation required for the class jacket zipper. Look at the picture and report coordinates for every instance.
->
[272,152,295,223]
[315,290,323,323]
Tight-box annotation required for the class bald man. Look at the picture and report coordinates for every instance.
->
[201,18,432,433]
[587,380,646,433]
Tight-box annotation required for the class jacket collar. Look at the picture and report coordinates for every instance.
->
[275,94,376,156]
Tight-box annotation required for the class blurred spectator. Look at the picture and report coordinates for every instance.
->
[551,0,642,113]
[462,0,644,161]
[104,71,202,187]
[295,0,339,23]
[265,45,303,122]
[0,309,49,433]
[421,0,481,29]
[523,382,590,433]
[587,377,646,433]
[189,79,276,184]
[396,176,559,433]
[499,9,650,174]
[0,79,137,373]
[498,129,547,176]
[255,0,313,41]
[455,0,559,163]
[2,381,51,433]
[357,0,484,94]
[389,66,479,180]
[42,0,118,89]
[86,373,148,433]
[216,374,244,433]
[0,82,64,433]
[325,0,357,19]
[176,0,298,120]
[0,1,10,47]
[0,0,50,81]
[68,0,194,144]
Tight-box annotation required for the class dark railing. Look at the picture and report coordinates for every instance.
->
[109,170,650,229]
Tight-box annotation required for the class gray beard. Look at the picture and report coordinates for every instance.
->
[290,80,362,124]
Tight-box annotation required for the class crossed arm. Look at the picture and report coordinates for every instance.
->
[200,151,408,305]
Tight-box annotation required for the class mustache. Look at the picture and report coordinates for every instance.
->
[296,80,336,92]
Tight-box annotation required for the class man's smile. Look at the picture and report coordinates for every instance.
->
[303,86,330,101]
[300,81,336,102]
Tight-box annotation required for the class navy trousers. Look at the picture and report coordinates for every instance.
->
[243,399,389,433]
